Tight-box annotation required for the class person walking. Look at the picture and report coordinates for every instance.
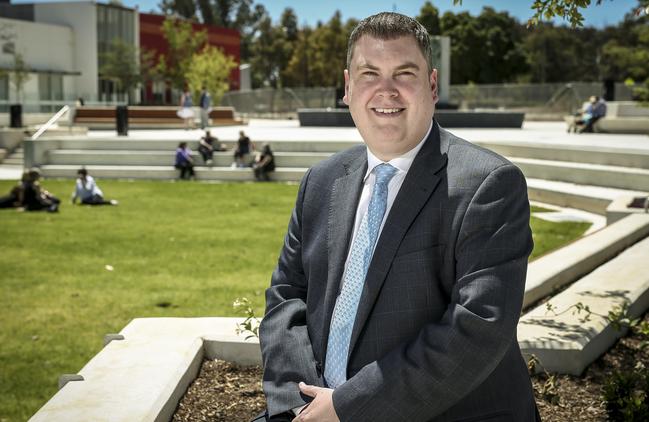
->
[178,87,194,130]
[199,86,211,130]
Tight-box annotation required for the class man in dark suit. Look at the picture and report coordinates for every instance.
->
[258,12,539,422]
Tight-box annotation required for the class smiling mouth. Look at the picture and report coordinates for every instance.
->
[372,107,405,116]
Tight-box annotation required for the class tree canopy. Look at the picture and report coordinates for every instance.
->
[158,0,649,90]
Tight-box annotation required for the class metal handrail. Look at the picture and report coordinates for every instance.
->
[31,104,70,141]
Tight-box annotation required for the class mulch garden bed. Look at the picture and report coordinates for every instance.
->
[173,313,649,421]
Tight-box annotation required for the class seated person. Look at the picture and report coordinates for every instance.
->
[581,96,607,133]
[0,171,27,209]
[71,168,118,206]
[198,130,216,165]
[175,142,195,180]
[253,143,275,181]
[22,168,60,213]
[233,130,254,168]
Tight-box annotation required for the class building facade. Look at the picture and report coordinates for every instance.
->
[0,1,240,109]
[139,12,240,105]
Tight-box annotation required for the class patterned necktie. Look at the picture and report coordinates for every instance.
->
[324,163,398,388]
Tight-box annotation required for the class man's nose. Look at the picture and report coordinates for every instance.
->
[376,78,399,97]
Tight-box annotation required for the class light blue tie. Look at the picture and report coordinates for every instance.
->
[324,163,398,388]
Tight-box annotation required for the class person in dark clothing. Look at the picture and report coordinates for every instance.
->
[0,172,27,209]
[253,143,275,181]
[580,96,607,133]
[198,130,217,165]
[199,87,211,130]
[22,169,60,212]
[233,130,254,168]
[174,142,195,180]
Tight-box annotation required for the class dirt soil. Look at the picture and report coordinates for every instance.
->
[173,313,649,421]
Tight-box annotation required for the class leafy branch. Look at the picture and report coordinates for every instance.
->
[233,297,260,340]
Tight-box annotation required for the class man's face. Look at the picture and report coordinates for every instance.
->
[344,35,437,161]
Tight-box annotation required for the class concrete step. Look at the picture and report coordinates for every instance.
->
[47,149,332,168]
[524,214,649,309]
[40,164,308,182]
[29,317,260,422]
[518,234,649,375]
[526,178,648,216]
[42,137,360,153]
[475,140,649,169]
[513,157,649,192]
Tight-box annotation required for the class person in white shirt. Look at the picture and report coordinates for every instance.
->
[71,168,118,206]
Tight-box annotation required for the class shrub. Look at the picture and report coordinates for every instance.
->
[602,364,649,421]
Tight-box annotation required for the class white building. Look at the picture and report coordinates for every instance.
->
[0,1,139,111]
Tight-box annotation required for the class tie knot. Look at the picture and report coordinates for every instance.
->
[374,164,397,188]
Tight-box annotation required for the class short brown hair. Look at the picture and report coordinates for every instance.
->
[346,12,433,73]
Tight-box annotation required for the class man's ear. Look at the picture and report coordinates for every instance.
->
[343,69,350,106]
[430,68,439,104]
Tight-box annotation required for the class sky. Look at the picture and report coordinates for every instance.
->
[15,0,641,28]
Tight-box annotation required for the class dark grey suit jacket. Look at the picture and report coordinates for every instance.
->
[260,121,538,421]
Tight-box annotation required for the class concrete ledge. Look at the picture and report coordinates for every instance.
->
[524,214,649,309]
[48,150,332,168]
[514,157,649,192]
[297,108,525,128]
[519,235,649,375]
[30,317,260,422]
[475,141,649,169]
[607,195,649,224]
[40,164,308,182]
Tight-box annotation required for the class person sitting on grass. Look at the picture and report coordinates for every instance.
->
[71,168,118,206]
[175,142,195,180]
[253,143,275,181]
[22,168,60,213]
[0,171,27,209]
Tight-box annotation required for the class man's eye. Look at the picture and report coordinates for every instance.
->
[397,71,415,77]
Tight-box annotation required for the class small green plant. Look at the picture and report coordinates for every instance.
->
[544,301,593,323]
[602,362,649,421]
[526,354,561,404]
[233,297,260,340]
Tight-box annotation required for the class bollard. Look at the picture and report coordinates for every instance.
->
[116,105,128,136]
[10,104,22,128]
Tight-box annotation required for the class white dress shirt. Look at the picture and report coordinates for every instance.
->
[345,121,432,267]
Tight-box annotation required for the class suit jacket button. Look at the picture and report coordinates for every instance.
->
[315,362,322,377]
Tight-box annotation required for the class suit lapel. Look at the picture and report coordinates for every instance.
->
[320,151,367,361]
[348,121,449,357]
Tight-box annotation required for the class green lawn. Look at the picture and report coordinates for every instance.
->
[0,179,590,421]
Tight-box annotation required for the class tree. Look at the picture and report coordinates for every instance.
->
[417,1,441,35]
[185,45,236,103]
[9,52,29,103]
[99,39,143,103]
[522,24,599,82]
[156,17,207,90]
[440,8,526,84]
[158,0,196,20]
[452,0,649,27]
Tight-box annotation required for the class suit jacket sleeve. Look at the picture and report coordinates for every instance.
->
[259,168,324,416]
[332,163,533,421]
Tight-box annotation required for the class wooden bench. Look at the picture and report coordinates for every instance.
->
[74,106,242,128]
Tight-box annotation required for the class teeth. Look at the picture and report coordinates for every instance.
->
[375,108,401,114]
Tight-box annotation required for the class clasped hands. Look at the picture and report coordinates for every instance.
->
[292,382,340,422]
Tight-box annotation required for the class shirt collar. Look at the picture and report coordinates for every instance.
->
[364,120,432,182]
